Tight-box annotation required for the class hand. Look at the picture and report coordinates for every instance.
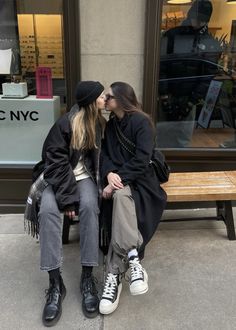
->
[64,210,75,220]
[107,172,124,189]
[102,184,114,199]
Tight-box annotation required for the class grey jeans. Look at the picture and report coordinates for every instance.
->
[106,185,143,275]
[38,177,99,271]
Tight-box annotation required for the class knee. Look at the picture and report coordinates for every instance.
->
[39,187,58,219]
[113,188,129,202]
[38,204,61,230]
[80,196,98,214]
[38,204,49,224]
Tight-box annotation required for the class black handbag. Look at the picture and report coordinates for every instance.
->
[114,119,170,183]
[149,148,170,183]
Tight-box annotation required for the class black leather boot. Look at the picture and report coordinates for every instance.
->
[80,274,99,318]
[42,276,66,327]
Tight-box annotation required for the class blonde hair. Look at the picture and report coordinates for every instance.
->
[70,103,105,151]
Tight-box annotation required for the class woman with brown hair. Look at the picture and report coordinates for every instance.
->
[99,81,167,315]
[27,81,106,325]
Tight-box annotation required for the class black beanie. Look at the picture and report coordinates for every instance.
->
[187,0,213,23]
[75,81,104,107]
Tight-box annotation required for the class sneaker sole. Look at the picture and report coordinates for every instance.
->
[99,283,122,315]
[130,270,148,296]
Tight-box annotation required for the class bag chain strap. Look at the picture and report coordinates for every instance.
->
[114,120,136,157]
[114,119,154,165]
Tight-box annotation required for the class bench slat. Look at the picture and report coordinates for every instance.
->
[161,170,236,240]
[226,171,236,186]
[163,171,236,202]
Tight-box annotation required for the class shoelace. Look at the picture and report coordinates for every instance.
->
[44,287,61,303]
[82,275,98,295]
[129,258,144,282]
[102,273,118,299]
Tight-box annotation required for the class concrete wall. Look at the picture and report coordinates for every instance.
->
[79,0,146,101]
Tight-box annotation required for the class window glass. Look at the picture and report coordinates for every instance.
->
[0,0,20,75]
[0,0,65,164]
[157,0,236,149]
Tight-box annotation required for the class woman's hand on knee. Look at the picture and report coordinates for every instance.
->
[107,172,124,189]
[102,184,114,199]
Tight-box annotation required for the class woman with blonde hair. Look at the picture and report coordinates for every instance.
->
[28,81,106,325]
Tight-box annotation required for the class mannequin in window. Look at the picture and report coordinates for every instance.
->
[164,0,217,58]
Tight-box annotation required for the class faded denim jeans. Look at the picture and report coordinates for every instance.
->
[38,178,99,271]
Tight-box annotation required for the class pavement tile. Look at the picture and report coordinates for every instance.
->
[0,208,236,330]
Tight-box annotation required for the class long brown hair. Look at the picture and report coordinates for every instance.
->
[110,81,153,126]
[70,102,105,151]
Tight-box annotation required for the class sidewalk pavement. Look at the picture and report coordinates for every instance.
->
[0,208,236,330]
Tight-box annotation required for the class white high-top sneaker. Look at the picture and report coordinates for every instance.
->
[129,256,148,295]
[99,273,122,315]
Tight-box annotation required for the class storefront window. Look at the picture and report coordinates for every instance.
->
[0,0,65,165]
[18,15,64,79]
[157,0,236,149]
[0,0,21,75]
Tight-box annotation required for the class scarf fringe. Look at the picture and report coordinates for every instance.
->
[24,218,39,239]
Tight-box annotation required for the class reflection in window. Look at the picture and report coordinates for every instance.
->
[0,0,21,75]
[157,0,236,149]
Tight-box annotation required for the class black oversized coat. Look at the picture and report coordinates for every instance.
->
[32,104,103,212]
[101,112,167,249]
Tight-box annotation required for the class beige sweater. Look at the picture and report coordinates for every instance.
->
[73,159,90,181]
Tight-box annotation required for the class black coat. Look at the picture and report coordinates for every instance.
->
[101,112,167,248]
[164,23,222,60]
[32,105,103,211]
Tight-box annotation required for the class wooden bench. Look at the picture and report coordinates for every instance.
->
[162,171,236,240]
[62,170,236,243]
